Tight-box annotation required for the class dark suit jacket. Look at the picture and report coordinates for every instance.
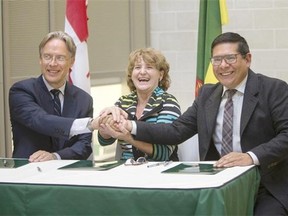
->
[9,75,93,159]
[135,70,288,210]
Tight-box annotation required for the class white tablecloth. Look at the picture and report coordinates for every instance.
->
[0,159,255,189]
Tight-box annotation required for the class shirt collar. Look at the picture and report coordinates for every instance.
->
[42,75,66,95]
[222,74,248,97]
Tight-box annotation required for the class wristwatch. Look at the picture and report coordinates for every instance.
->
[87,118,94,132]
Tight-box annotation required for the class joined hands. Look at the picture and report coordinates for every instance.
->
[91,106,133,142]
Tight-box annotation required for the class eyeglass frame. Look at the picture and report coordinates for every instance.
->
[210,53,245,66]
[41,53,69,63]
[124,157,147,166]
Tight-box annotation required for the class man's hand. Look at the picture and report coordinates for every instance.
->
[214,152,254,167]
[97,115,121,139]
[92,106,129,131]
[99,119,133,143]
[118,116,132,132]
[99,106,128,123]
[29,150,56,162]
[99,115,120,131]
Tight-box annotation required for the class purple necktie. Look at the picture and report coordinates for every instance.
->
[221,89,237,156]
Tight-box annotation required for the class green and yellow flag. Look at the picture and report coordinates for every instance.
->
[195,0,228,96]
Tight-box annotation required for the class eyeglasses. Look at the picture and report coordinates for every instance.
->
[42,54,67,63]
[210,53,242,66]
[124,157,147,166]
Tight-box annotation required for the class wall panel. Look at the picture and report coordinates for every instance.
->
[1,0,149,157]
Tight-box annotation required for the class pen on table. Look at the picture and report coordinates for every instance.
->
[147,162,164,168]
[37,166,42,172]
[147,161,172,168]
[163,160,173,166]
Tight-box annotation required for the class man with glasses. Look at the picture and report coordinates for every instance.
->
[96,32,288,215]
[9,31,93,162]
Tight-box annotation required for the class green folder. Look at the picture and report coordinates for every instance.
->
[162,163,225,175]
[59,160,124,171]
[0,158,30,168]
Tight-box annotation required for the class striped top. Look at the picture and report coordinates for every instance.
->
[98,87,181,161]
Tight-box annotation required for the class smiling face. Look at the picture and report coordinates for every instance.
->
[131,57,163,95]
[39,38,75,89]
[212,42,251,89]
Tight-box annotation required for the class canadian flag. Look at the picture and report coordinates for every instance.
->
[65,0,91,94]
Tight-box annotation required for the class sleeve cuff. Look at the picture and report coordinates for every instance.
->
[70,118,91,137]
[53,153,61,160]
[131,121,137,135]
[247,151,259,165]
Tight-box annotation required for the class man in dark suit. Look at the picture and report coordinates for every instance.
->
[96,32,288,215]
[9,31,93,162]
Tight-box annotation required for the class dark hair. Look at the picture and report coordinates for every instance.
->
[211,32,250,56]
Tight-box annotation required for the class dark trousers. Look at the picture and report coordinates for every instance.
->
[254,186,288,216]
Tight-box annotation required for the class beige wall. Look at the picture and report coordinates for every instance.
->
[150,0,288,110]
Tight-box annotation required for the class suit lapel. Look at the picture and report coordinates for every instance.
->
[37,76,63,150]
[53,82,73,149]
[62,83,75,117]
[205,85,223,137]
[240,70,259,135]
[37,76,54,114]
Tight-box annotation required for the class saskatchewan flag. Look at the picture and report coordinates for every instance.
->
[195,0,228,96]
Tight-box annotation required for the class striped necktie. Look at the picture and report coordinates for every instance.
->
[221,89,237,156]
[50,89,62,116]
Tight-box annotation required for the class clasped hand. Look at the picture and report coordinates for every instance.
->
[91,106,133,142]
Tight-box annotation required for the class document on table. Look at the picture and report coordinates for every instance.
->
[162,162,226,175]
[58,160,124,171]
